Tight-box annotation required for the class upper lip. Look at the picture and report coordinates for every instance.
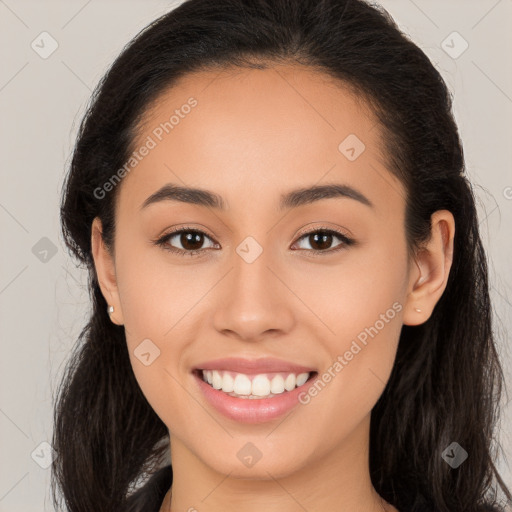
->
[194,357,316,375]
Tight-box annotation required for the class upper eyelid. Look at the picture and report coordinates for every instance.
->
[162,226,217,243]
[294,225,352,240]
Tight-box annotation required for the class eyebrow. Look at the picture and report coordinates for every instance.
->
[140,182,374,211]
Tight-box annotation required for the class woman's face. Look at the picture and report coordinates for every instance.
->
[95,64,423,479]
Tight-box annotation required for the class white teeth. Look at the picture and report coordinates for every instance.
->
[270,375,285,394]
[284,374,296,391]
[212,371,223,390]
[251,374,271,396]
[201,370,311,398]
[296,372,309,386]
[221,372,234,393]
[233,373,252,395]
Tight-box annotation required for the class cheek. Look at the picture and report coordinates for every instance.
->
[112,233,235,434]
[114,228,213,341]
[292,229,408,349]
[292,236,407,422]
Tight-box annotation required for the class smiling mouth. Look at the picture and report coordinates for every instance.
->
[193,369,318,399]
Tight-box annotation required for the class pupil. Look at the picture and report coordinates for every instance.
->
[312,232,332,250]
[182,232,203,250]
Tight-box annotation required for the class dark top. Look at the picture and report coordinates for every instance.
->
[126,464,504,512]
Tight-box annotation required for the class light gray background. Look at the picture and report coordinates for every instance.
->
[0,1,511,510]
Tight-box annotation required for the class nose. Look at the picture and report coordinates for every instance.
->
[212,246,296,342]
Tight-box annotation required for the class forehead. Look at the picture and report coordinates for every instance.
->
[119,64,404,214]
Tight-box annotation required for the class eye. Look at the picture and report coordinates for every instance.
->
[291,227,355,254]
[155,227,219,256]
[154,226,355,257]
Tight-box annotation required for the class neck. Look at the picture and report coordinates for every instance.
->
[160,414,397,512]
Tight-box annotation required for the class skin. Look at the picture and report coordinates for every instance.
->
[91,64,455,512]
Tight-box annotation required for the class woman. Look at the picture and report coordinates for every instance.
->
[52,0,511,511]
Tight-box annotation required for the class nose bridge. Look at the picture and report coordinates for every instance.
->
[233,239,274,297]
[212,237,295,339]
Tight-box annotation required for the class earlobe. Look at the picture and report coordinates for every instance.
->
[403,210,455,326]
[91,217,124,325]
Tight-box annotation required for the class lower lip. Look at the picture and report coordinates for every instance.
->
[193,371,317,424]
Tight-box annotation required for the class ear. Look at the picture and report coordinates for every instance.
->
[403,210,455,326]
[91,217,124,325]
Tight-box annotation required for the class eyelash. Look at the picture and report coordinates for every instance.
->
[154,225,356,258]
